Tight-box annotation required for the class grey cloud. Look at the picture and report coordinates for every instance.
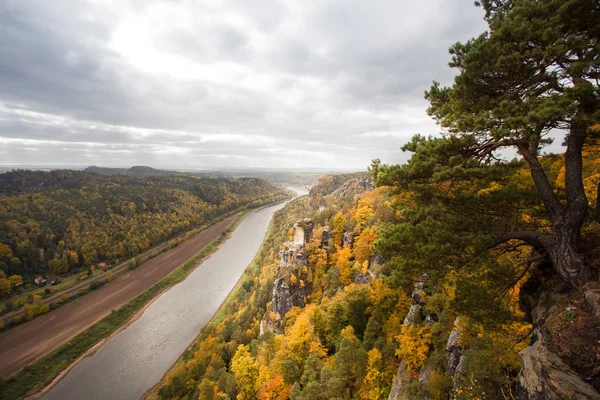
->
[0,2,134,121]
[0,0,489,169]
[156,22,253,64]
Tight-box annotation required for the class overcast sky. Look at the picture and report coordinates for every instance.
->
[0,0,490,170]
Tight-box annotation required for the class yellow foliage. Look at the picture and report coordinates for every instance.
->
[368,280,390,305]
[309,340,328,357]
[369,281,410,318]
[333,246,354,285]
[0,243,13,258]
[352,200,374,228]
[442,271,457,302]
[353,227,378,264]
[340,325,360,345]
[257,367,290,400]
[395,324,433,372]
[360,260,369,275]
[277,305,317,367]
[231,344,259,400]
[520,212,534,223]
[307,244,328,302]
[359,348,386,400]
[476,181,502,197]
[383,310,404,345]
[332,212,347,249]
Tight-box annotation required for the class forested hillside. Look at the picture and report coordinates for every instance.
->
[154,138,600,399]
[0,170,288,281]
[153,1,600,398]
[82,165,324,189]
[214,171,323,189]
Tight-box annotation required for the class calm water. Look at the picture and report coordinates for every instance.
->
[43,189,307,400]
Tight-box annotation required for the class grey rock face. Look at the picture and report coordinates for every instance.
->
[516,334,600,400]
[418,363,434,384]
[321,226,330,248]
[446,317,462,377]
[369,254,386,267]
[516,266,600,399]
[262,236,311,334]
[279,243,308,268]
[444,316,466,395]
[403,304,423,326]
[353,271,371,285]
[388,361,411,400]
[342,231,355,248]
[389,276,431,399]
[332,178,375,197]
[271,276,293,319]
[584,289,600,317]
[293,218,314,246]
[358,179,376,191]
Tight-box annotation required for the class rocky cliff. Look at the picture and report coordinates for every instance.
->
[261,220,313,334]
[388,262,600,400]
[515,263,600,399]
[389,276,443,400]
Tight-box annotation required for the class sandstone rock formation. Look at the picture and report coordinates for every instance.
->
[342,231,355,248]
[261,220,313,334]
[321,226,330,248]
[446,317,462,376]
[332,178,376,197]
[516,263,600,399]
[584,289,600,317]
[358,179,376,192]
[389,276,430,400]
[403,278,426,325]
[388,362,411,400]
[293,218,314,246]
[517,335,600,400]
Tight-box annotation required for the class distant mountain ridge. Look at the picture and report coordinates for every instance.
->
[84,165,177,176]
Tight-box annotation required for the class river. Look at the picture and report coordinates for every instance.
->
[42,188,308,400]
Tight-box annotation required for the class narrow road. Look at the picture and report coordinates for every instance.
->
[0,214,238,379]
[1,221,201,322]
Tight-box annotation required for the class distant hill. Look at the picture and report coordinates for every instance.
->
[83,166,127,175]
[128,166,174,175]
[83,166,326,188]
[0,169,289,277]
[84,165,177,176]
[213,171,323,187]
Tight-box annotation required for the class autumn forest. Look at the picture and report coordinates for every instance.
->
[0,0,599,399]
[0,170,287,286]
[154,1,600,399]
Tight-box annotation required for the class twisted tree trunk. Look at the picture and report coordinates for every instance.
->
[498,123,590,288]
[546,228,589,287]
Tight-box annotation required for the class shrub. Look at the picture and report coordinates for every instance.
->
[89,281,104,291]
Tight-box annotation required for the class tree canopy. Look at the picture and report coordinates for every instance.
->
[0,170,287,280]
[377,0,600,287]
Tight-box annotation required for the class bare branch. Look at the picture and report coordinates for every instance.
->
[489,230,549,252]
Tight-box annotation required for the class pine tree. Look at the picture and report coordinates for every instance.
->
[422,0,600,287]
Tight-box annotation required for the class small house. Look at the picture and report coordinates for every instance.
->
[34,276,47,285]
[97,262,107,270]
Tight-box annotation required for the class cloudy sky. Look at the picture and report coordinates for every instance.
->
[0,0,489,170]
